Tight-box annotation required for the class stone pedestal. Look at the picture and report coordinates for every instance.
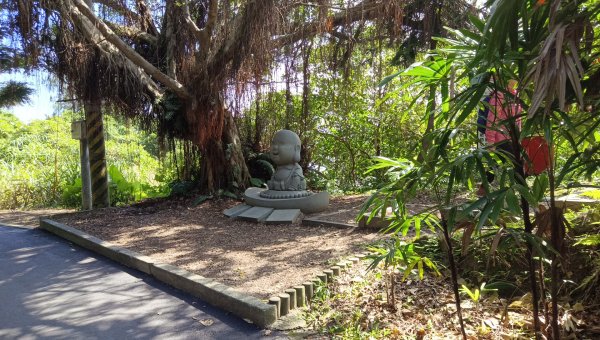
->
[243,187,329,214]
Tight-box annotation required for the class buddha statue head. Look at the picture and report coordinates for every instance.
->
[270,130,301,166]
[264,130,306,193]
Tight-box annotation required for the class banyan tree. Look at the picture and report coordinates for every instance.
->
[4,0,473,193]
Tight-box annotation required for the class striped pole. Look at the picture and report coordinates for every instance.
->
[84,99,110,208]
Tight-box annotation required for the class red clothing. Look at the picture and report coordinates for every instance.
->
[485,91,522,145]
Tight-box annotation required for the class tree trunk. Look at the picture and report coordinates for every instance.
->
[200,107,250,193]
[253,82,263,152]
[442,219,467,340]
[509,122,542,338]
[299,40,313,172]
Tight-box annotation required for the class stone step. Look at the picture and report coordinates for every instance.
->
[265,209,301,224]
[223,204,252,218]
[237,206,274,222]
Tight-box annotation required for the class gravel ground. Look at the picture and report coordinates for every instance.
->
[46,195,382,299]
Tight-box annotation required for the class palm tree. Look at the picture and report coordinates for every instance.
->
[0,81,33,108]
[0,47,34,108]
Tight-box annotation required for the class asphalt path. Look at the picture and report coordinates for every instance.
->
[0,225,280,339]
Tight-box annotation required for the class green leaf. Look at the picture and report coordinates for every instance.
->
[574,234,600,246]
[513,184,537,206]
[505,189,521,214]
[532,174,548,202]
[192,195,212,206]
[250,177,264,188]
[221,190,238,199]
[378,71,402,87]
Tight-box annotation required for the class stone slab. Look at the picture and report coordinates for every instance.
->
[237,206,274,222]
[301,218,356,229]
[223,204,252,218]
[265,209,301,224]
[551,195,600,211]
[357,214,391,229]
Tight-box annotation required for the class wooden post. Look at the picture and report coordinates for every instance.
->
[71,120,92,210]
[84,98,110,208]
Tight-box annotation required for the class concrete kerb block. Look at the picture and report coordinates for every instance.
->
[323,269,334,282]
[278,293,290,316]
[303,281,314,301]
[112,247,155,274]
[268,297,281,318]
[285,289,297,309]
[331,266,341,276]
[317,273,327,283]
[335,261,347,269]
[40,219,154,274]
[39,218,277,328]
[294,285,306,308]
[149,262,277,327]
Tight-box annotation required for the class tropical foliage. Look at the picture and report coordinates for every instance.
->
[0,111,172,209]
[362,0,600,338]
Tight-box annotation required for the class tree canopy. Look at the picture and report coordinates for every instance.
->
[2,0,474,192]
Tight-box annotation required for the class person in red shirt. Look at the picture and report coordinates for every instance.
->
[477,79,522,196]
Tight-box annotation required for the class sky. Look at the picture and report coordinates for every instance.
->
[0,70,59,123]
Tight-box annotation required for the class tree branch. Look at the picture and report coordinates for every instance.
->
[93,0,140,22]
[135,0,159,36]
[63,2,162,99]
[104,21,158,45]
[183,1,206,44]
[210,0,276,74]
[204,0,218,40]
[73,0,190,99]
[274,0,384,47]
[183,0,217,56]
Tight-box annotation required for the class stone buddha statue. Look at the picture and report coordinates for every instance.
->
[243,129,328,213]
[266,130,306,191]
[260,130,310,199]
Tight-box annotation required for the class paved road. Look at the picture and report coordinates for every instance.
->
[0,225,277,339]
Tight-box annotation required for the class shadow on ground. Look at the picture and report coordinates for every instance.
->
[0,226,271,339]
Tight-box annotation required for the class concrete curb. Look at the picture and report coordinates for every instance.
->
[301,218,356,229]
[39,219,277,328]
[266,253,373,319]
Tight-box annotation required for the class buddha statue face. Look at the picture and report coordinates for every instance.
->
[270,130,301,166]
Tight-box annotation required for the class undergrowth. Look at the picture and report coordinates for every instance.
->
[303,206,600,339]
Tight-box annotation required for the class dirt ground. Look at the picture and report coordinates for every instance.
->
[0,209,73,227]
[39,195,384,300]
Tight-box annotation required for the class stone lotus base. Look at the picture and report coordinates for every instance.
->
[243,187,329,214]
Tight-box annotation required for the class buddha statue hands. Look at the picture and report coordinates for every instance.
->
[266,130,306,191]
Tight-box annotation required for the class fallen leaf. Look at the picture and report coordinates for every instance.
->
[484,317,500,330]
[572,302,584,313]
[200,319,214,326]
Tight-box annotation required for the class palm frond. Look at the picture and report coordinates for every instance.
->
[0,81,34,108]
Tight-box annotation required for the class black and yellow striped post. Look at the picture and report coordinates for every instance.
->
[84,99,110,208]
